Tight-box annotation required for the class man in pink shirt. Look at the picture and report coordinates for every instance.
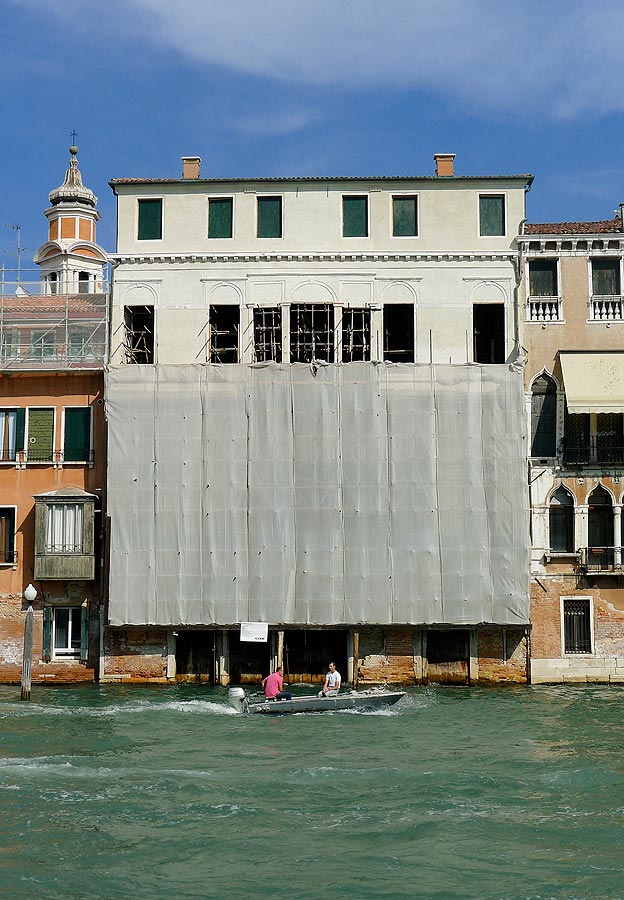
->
[262,665,292,701]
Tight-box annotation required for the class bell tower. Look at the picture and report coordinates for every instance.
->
[34,144,108,294]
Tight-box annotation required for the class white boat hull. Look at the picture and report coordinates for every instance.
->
[229,687,406,715]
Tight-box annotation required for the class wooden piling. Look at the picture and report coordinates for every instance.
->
[20,606,34,701]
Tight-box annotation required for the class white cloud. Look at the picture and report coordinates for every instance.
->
[230,110,316,137]
[13,0,624,118]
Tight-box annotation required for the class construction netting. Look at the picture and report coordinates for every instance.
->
[106,363,529,627]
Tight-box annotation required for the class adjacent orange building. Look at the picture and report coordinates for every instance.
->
[0,148,108,683]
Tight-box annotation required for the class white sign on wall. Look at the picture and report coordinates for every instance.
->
[240,622,269,643]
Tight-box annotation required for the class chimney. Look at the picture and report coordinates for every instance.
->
[434,153,455,177]
[182,156,201,179]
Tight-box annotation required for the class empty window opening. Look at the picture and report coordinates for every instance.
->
[290,304,334,363]
[253,307,282,362]
[563,598,592,654]
[530,373,557,457]
[473,303,505,363]
[342,308,371,362]
[124,306,154,364]
[383,304,414,362]
[549,487,574,553]
[209,305,240,363]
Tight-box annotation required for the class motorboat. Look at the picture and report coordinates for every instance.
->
[228,686,406,715]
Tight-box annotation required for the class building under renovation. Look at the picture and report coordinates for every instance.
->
[103,154,533,685]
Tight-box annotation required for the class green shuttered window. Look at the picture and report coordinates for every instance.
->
[393,196,418,236]
[592,259,620,295]
[479,195,505,236]
[28,409,54,462]
[137,199,163,241]
[208,198,233,238]
[343,196,368,237]
[529,260,558,296]
[64,408,91,462]
[257,197,282,238]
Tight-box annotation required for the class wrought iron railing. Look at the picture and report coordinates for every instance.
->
[562,439,624,465]
[579,546,617,571]
[0,449,94,466]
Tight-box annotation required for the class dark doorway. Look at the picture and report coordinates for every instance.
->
[282,630,349,684]
[229,633,271,684]
[383,304,414,362]
[473,303,505,363]
[175,630,217,683]
[426,630,470,684]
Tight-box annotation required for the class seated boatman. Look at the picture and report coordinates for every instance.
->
[262,665,292,701]
[318,661,341,698]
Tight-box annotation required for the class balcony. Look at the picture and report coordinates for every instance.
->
[590,295,623,321]
[526,296,563,322]
[579,547,618,573]
[561,438,624,466]
[0,282,109,371]
[0,449,94,467]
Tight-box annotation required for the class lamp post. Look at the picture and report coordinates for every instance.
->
[21,584,37,701]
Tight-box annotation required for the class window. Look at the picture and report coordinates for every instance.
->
[392,196,418,237]
[209,306,239,363]
[29,330,56,359]
[208,198,233,239]
[44,606,87,660]
[27,408,54,462]
[257,197,282,238]
[562,597,592,654]
[253,307,282,362]
[64,408,92,462]
[596,414,623,463]
[383,304,414,362]
[343,196,368,237]
[549,487,574,552]
[591,258,620,296]
[342,308,371,362]
[0,508,16,564]
[0,409,24,462]
[77,271,90,294]
[563,408,590,464]
[473,304,505,363]
[45,503,84,553]
[530,373,557,457]
[479,195,505,236]
[68,328,94,359]
[137,198,163,241]
[529,260,558,296]
[124,306,154,364]
[290,305,334,363]
[46,272,59,295]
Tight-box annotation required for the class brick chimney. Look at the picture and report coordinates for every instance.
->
[434,153,456,177]
[181,156,201,179]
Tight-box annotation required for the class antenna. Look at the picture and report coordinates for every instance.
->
[3,224,23,283]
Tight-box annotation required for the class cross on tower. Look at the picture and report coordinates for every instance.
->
[71,129,78,145]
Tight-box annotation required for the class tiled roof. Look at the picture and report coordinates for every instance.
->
[110,174,534,187]
[524,219,622,235]
[0,294,107,314]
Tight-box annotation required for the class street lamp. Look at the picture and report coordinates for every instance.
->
[21,585,36,700]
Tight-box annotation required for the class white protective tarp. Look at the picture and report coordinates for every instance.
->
[106,363,529,626]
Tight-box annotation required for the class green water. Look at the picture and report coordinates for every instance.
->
[1,684,623,900]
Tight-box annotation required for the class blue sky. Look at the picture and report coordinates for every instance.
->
[3,0,624,274]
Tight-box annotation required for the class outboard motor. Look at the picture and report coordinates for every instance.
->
[228,687,249,714]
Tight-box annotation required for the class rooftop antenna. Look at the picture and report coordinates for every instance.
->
[3,224,23,284]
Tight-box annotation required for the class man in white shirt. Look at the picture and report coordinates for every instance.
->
[318,661,341,697]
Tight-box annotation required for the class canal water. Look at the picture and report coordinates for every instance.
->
[1,684,623,900]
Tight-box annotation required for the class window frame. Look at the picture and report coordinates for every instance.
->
[44,502,85,554]
[560,595,594,656]
[590,256,622,297]
[25,406,56,464]
[342,194,370,239]
[0,505,17,566]
[62,406,93,464]
[207,195,234,240]
[45,604,87,661]
[478,193,507,237]
[256,195,284,240]
[390,193,419,239]
[136,196,164,242]
[0,408,25,463]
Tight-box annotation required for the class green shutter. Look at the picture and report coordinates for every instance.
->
[592,259,620,295]
[64,408,91,462]
[208,198,233,238]
[257,197,282,238]
[15,408,25,451]
[137,199,163,240]
[80,606,88,662]
[28,409,54,462]
[479,195,505,236]
[43,606,52,662]
[393,197,418,236]
[529,260,557,296]
[343,196,368,237]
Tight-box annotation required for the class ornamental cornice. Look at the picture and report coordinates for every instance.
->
[109,250,517,266]
[519,235,624,253]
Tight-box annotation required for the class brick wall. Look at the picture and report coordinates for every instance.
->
[477,627,528,683]
[103,628,168,682]
[357,627,418,684]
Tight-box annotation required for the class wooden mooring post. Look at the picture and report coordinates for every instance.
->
[20,604,34,701]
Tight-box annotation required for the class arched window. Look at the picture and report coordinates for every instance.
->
[549,487,574,552]
[588,485,614,568]
[531,373,557,457]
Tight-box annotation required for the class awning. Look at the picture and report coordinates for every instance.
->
[560,352,624,414]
